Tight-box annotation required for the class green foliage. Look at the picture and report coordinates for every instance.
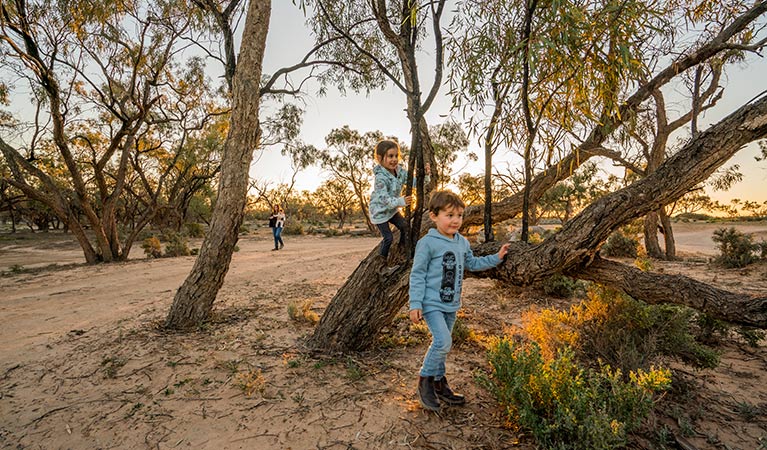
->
[451,316,472,347]
[141,237,163,258]
[712,227,758,268]
[184,222,205,238]
[282,221,304,235]
[483,340,670,450]
[524,286,720,374]
[163,232,191,257]
[601,231,639,258]
[541,273,581,298]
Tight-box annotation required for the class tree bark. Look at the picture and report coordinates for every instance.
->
[660,207,676,259]
[644,210,663,258]
[164,0,271,329]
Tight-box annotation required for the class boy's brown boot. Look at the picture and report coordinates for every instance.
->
[417,376,440,411]
[434,376,465,405]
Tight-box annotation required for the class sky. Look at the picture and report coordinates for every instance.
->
[253,2,767,207]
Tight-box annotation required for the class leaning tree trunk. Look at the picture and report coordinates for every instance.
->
[574,257,767,327]
[490,96,767,286]
[165,0,271,329]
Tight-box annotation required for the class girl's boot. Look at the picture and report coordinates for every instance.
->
[417,376,440,411]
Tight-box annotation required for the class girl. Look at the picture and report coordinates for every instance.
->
[369,140,430,260]
[269,205,285,251]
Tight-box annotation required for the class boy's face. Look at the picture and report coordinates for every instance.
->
[430,205,464,238]
[381,148,399,171]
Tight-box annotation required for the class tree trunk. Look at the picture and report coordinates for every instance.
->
[644,210,664,258]
[660,207,676,259]
[165,0,271,329]
[492,96,767,286]
[573,257,767,328]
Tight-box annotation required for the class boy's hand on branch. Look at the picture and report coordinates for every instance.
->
[498,243,510,261]
[409,309,423,323]
[424,163,431,175]
[403,195,413,206]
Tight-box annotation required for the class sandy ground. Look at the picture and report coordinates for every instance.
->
[1,223,766,449]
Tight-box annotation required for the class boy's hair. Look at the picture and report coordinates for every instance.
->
[374,140,400,162]
[428,190,465,214]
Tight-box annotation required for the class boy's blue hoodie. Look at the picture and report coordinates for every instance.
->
[409,228,501,313]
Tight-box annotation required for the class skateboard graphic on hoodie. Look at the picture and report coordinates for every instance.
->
[439,252,457,303]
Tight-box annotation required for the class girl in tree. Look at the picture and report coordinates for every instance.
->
[369,140,430,261]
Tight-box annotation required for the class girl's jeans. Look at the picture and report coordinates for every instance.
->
[376,212,407,257]
[420,310,457,379]
[273,226,284,249]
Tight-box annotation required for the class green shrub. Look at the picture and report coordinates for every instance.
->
[141,237,162,258]
[451,316,472,346]
[601,231,639,258]
[483,340,670,450]
[184,222,205,238]
[523,286,719,374]
[712,227,758,268]
[163,232,190,257]
[283,221,304,235]
[541,273,581,298]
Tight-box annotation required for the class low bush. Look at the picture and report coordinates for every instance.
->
[283,222,304,235]
[540,273,582,298]
[601,231,639,258]
[483,340,670,450]
[523,286,719,375]
[712,227,758,268]
[141,237,162,258]
[163,232,191,257]
[184,222,205,238]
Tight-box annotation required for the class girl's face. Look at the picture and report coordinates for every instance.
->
[381,148,400,171]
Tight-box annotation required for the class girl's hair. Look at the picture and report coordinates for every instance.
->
[428,190,465,214]
[374,140,400,162]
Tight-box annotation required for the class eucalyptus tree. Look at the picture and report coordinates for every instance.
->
[449,0,675,243]
[0,0,224,262]
[317,126,382,232]
[313,176,356,229]
[304,0,452,349]
[308,1,767,351]
[165,0,271,329]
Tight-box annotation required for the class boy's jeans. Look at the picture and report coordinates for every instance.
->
[419,310,457,379]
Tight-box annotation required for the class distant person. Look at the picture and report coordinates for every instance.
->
[409,190,510,411]
[369,139,430,261]
[269,205,285,251]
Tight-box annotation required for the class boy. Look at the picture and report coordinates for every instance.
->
[409,190,510,411]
